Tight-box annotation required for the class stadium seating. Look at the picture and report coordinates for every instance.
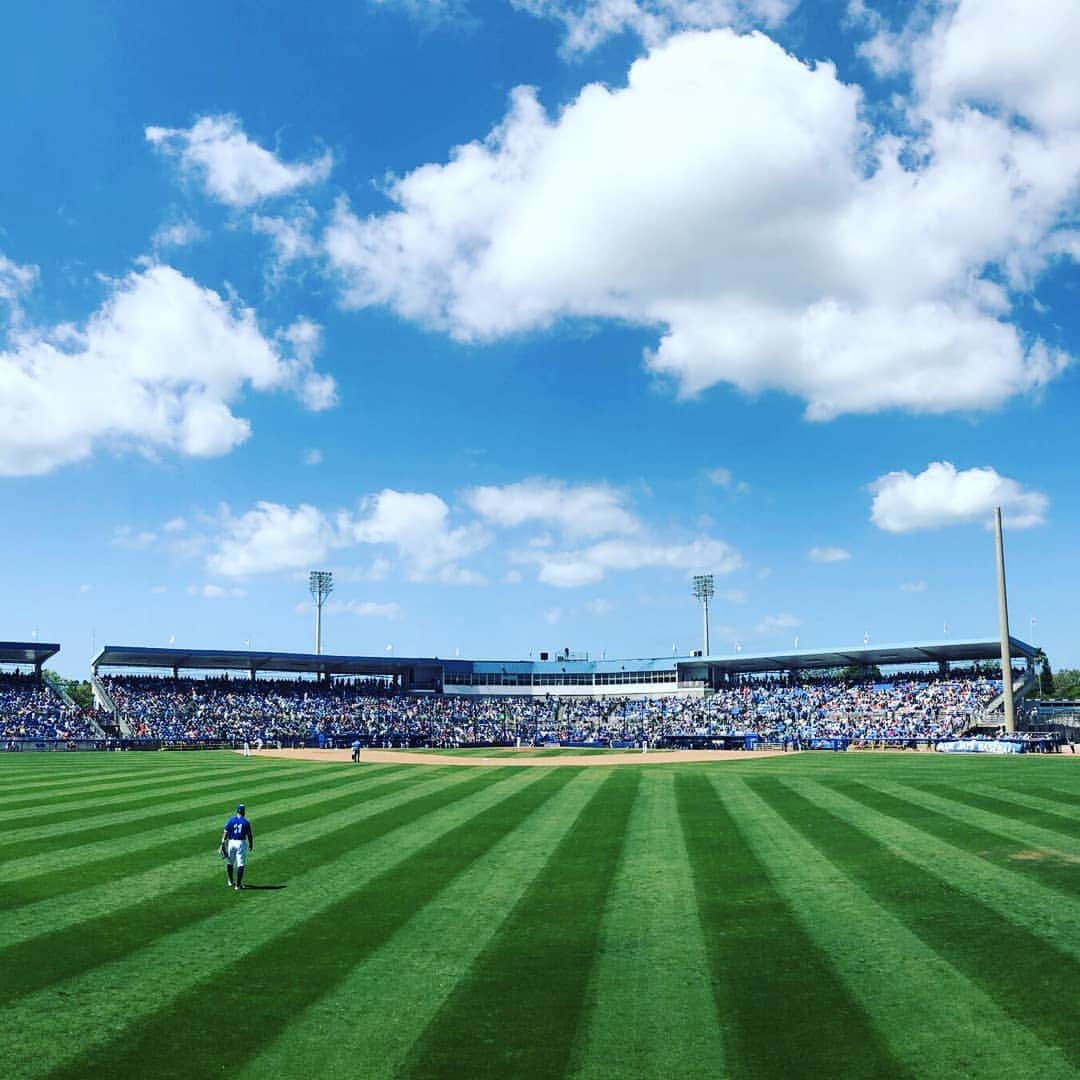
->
[0,672,101,740]
[97,670,1004,748]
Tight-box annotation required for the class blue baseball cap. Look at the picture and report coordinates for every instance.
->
[236,804,245,813]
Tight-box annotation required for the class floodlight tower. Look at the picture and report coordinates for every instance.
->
[692,574,715,657]
[993,508,1015,733]
[309,570,334,655]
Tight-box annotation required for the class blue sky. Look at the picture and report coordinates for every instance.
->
[2,0,1077,678]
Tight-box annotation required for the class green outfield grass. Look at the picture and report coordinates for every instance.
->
[0,752,1077,1079]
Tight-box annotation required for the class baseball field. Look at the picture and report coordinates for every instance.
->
[1,750,1077,1079]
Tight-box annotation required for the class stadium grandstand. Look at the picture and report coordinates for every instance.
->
[1,641,105,746]
[71,636,1062,753]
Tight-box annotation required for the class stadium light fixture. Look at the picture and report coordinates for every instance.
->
[691,574,714,656]
[309,570,334,655]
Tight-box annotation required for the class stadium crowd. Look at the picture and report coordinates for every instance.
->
[93,669,1007,748]
[0,672,101,741]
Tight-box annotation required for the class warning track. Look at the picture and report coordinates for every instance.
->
[248,747,786,766]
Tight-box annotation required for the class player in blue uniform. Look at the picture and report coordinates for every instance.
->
[221,804,254,890]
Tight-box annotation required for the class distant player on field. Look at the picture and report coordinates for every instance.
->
[220,804,254,890]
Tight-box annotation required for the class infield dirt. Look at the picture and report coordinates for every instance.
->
[249,747,785,766]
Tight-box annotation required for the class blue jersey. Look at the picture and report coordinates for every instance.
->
[224,815,252,843]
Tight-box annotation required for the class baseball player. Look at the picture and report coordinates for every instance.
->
[220,803,254,890]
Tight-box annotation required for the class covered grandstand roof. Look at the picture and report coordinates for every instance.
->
[91,636,1035,681]
[91,645,435,678]
[0,641,60,667]
[678,637,1037,678]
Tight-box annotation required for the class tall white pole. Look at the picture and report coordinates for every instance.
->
[994,507,1016,733]
[309,570,333,657]
[702,592,710,656]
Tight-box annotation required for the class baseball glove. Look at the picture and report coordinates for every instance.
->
[218,842,228,859]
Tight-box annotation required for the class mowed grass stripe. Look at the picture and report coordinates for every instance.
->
[574,770,725,1080]
[0,765,463,949]
[44,768,578,1080]
[0,766,416,909]
[235,771,602,1080]
[721,777,1077,1080]
[0,764,412,889]
[0,764,389,850]
[829,778,1080,905]
[0,756,338,826]
[0,767,487,1002]
[676,771,906,1080]
[912,780,1078,839]
[0,754,265,801]
[401,769,641,1080]
[750,776,1080,1067]
[805,779,1080,960]
[872,778,1080,861]
[0,763,251,818]
[992,782,1080,809]
[953,781,1080,821]
[0,763,377,860]
[4,768,541,1080]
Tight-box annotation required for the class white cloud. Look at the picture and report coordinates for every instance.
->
[0,252,38,321]
[304,448,324,466]
[279,318,336,411]
[187,583,246,599]
[79,583,92,593]
[324,29,1072,420]
[808,545,851,563]
[917,0,1080,134]
[544,606,563,624]
[335,558,392,583]
[706,466,751,493]
[755,612,800,635]
[869,461,1049,533]
[465,478,638,540]
[321,598,403,620]
[162,517,187,533]
[152,219,205,250]
[112,526,158,550]
[0,264,335,476]
[585,597,613,615]
[146,115,332,207]
[514,0,796,54]
[371,0,469,27]
[520,535,743,587]
[351,489,490,584]
[207,502,342,577]
[900,580,928,592]
[199,489,490,584]
[150,585,168,594]
[251,206,319,280]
